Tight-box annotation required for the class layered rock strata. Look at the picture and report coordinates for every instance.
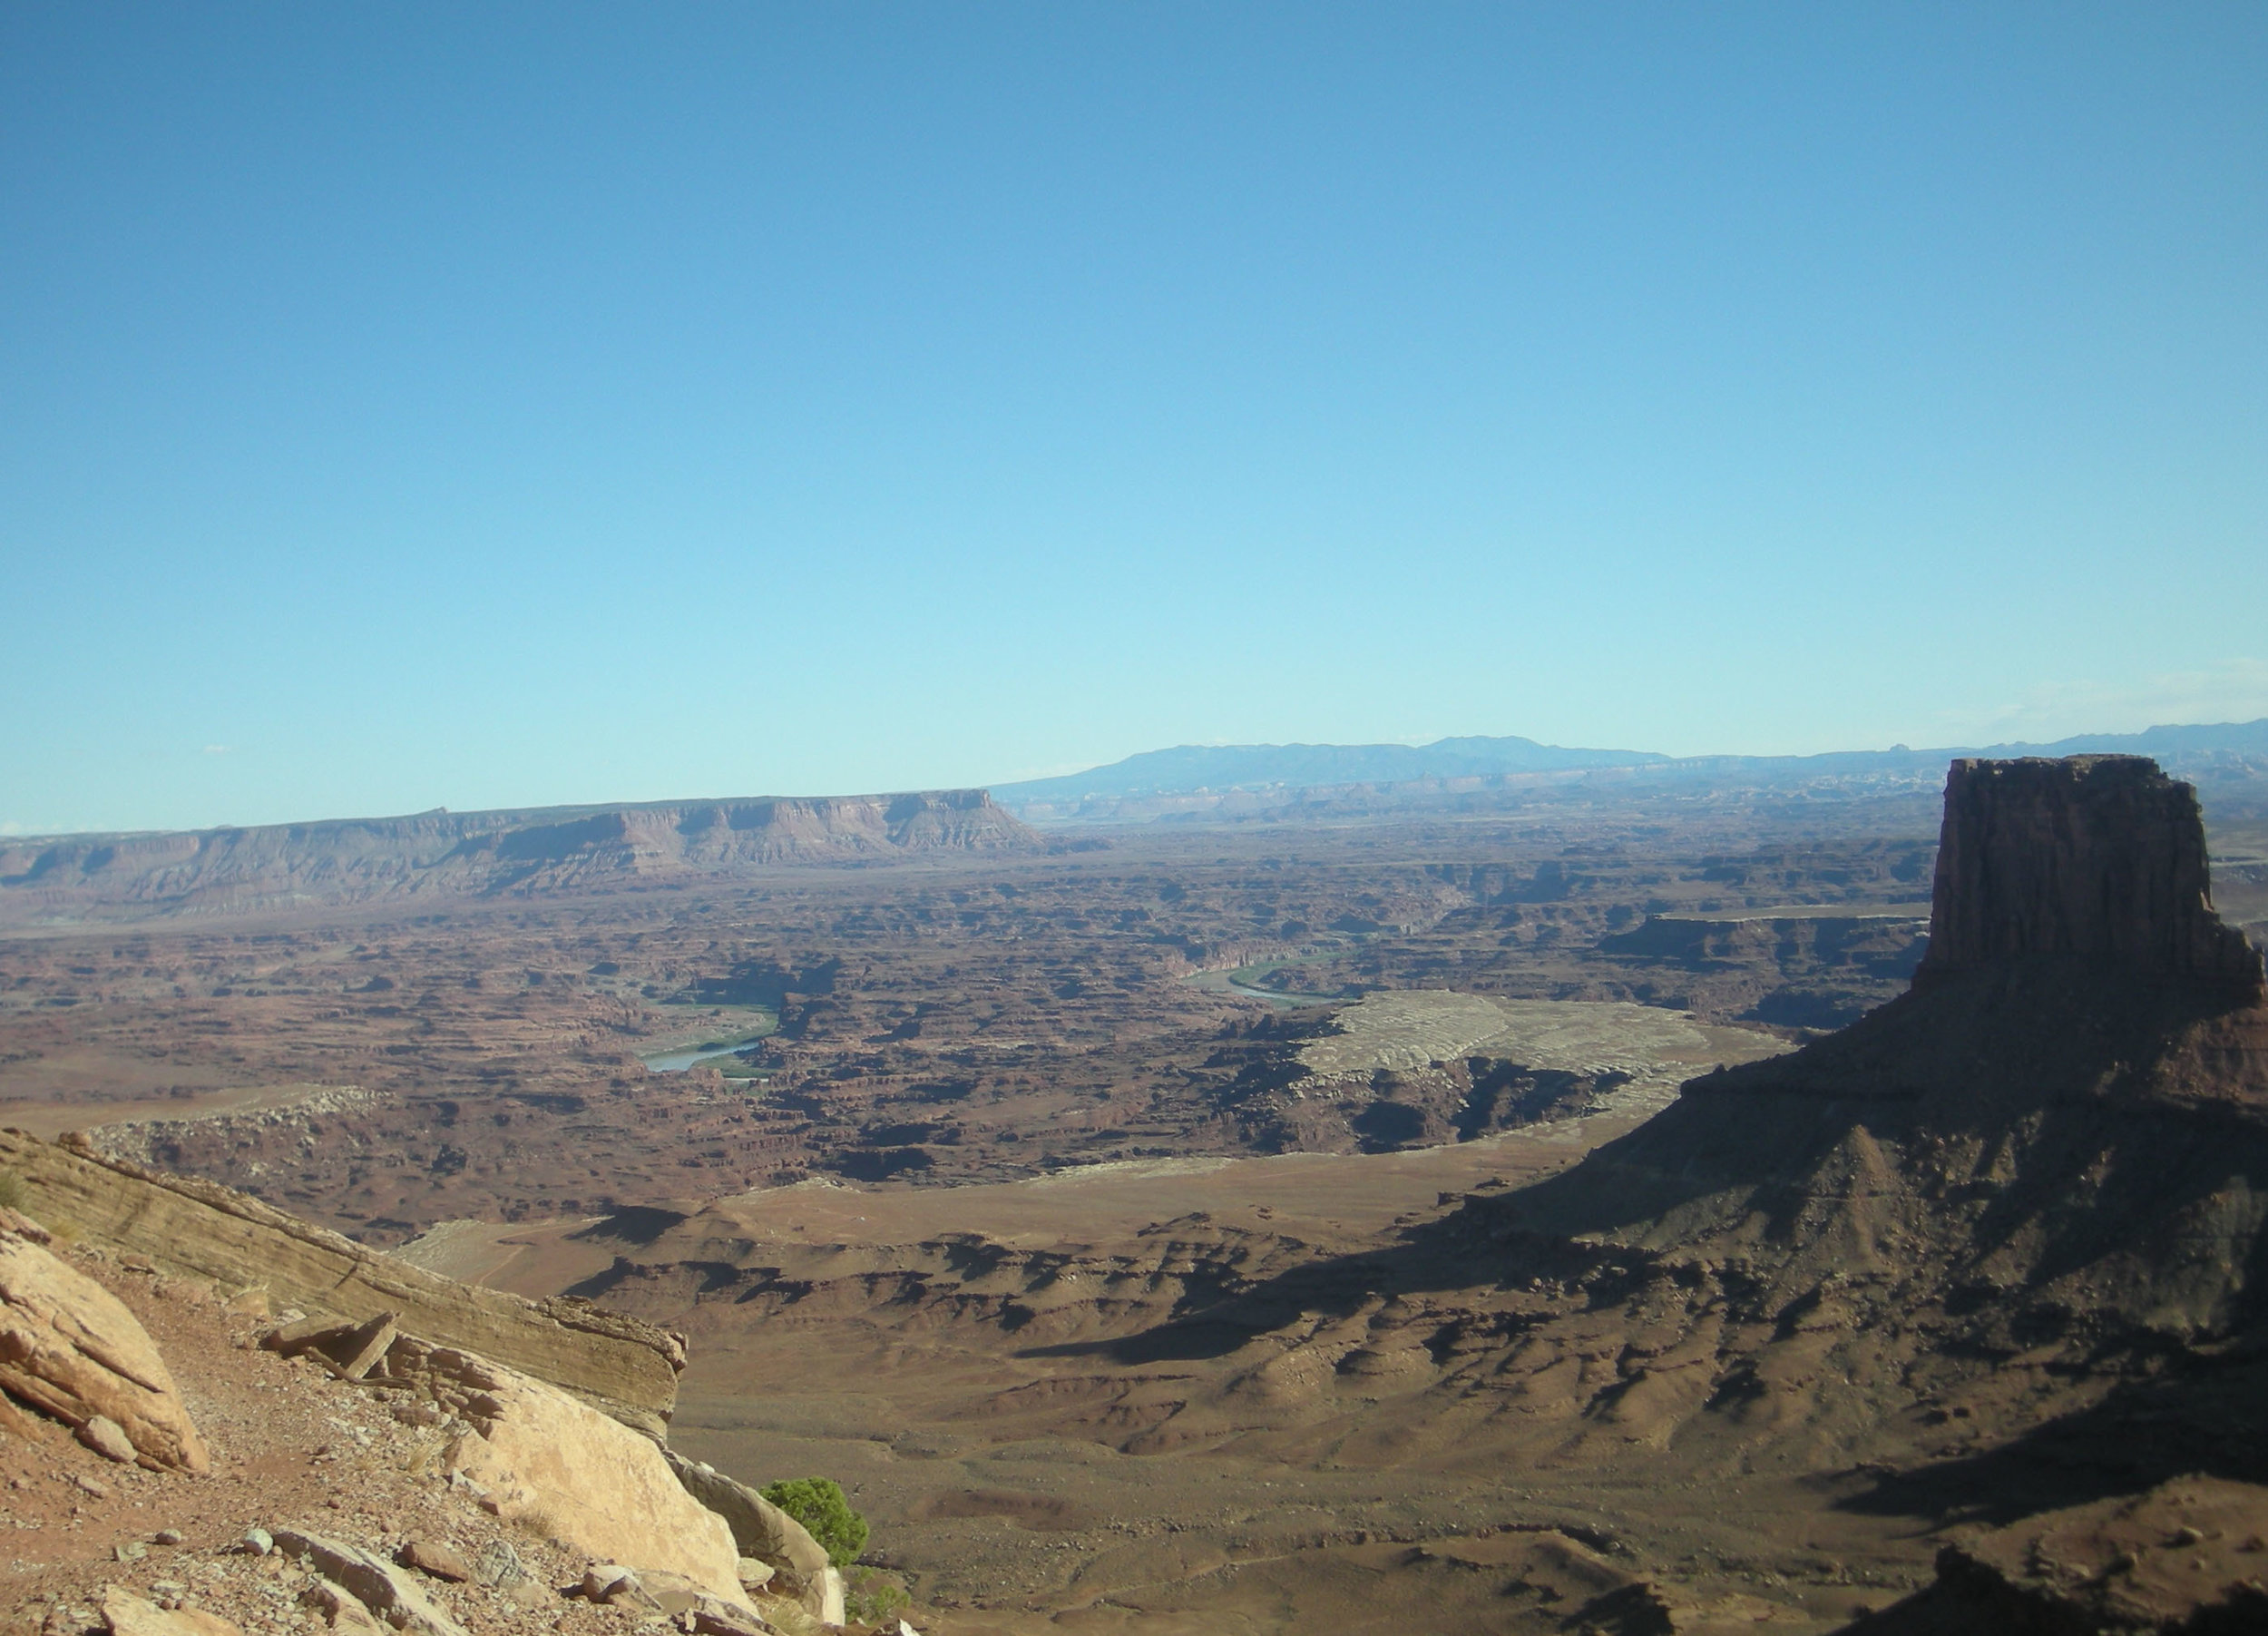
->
[0,1128,683,1435]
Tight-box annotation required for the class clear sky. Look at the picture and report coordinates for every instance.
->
[4,4,2264,835]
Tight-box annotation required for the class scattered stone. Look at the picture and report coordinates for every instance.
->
[582,1566,660,1612]
[152,1529,185,1546]
[114,1542,150,1563]
[239,1528,274,1556]
[397,1539,472,1583]
[269,1529,471,1636]
[73,1473,113,1498]
[80,1416,141,1464]
[471,1539,529,1590]
[733,1560,773,1591]
[686,1605,778,1636]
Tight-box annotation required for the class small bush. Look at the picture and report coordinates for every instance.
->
[759,1476,869,1568]
[0,1171,24,1212]
[844,1568,908,1625]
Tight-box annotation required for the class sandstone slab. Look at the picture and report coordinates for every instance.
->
[385,1343,745,1605]
[0,1206,210,1471]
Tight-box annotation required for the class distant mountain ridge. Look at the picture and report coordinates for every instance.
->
[995,734,1669,805]
[992,719,2268,819]
[0,789,1037,926]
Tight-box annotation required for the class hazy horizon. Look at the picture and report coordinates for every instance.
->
[4,714,2264,841]
[6,5,2263,835]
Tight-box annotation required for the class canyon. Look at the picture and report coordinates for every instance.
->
[6,753,2268,1631]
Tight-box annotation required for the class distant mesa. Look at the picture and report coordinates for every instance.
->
[0,789,1038,926]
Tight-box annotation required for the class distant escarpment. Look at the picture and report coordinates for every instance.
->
[0,789,1039,925]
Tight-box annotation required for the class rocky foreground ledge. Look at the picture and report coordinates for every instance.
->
[0,1129,681,1439]
[0,1175,906,1636]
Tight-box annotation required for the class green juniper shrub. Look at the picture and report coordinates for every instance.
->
[758,1476,869,1569]
[844,1568,909,1625]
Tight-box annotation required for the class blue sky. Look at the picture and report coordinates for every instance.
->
[4,4,2263,834]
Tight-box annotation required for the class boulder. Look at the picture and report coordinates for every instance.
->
[0,1207,210,1472]
[384,1343,745,1605]
[78,1415,139,1464]
[395,1539,470,1582]
[468,1540,528,1591]
[811,1567,846,1628]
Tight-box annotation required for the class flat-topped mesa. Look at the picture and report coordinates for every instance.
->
[1914,754,2263,1000]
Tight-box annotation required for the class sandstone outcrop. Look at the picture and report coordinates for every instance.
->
[0,1128,683,1435]
[0,1205,210,1471]
[662,1450,841,1623]
[376,1342,747,1606]
[1917,754,2264,998]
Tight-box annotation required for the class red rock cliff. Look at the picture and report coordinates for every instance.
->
[1915,754,2263,999]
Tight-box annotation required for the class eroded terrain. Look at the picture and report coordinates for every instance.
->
[1,802,1942,1240]
[9,780,2268,1632]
